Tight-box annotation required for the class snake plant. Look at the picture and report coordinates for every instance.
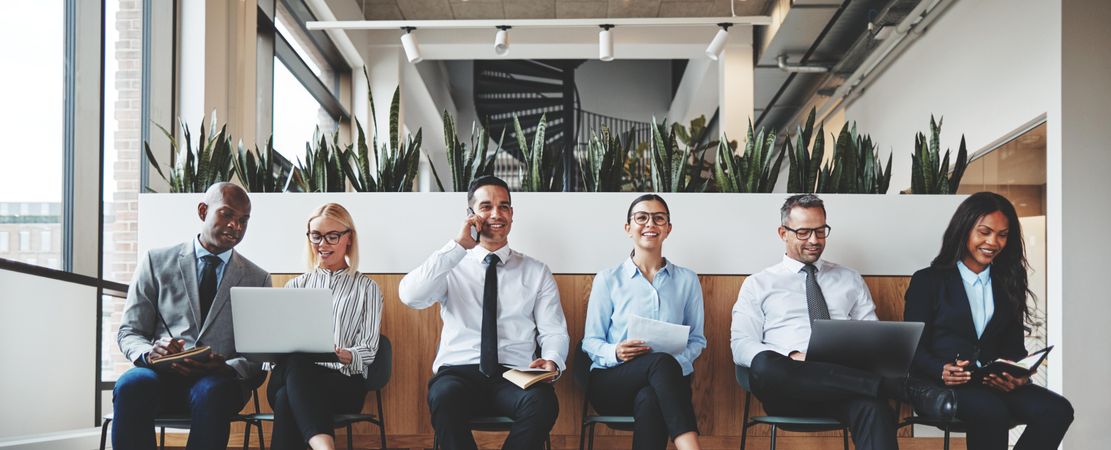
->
[144,113,236,193]
[291,129,347,192]
[581,126,629,192]
[233,137,290,192]
[713,121,783,193]
[785,108,825,193]
[429,111,503,192]
[816,122,892,194]
[649,116,713,193]
[512,114,563,192]
[344,72,424,192]
[910,115,968,194]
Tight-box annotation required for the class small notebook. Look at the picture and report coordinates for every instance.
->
[149,346,212,368]
[971,346,1053,382]
[502,367,557,389]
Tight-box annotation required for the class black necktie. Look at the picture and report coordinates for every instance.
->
[802,263,831,321]
[198,255,222,324]
[480,253,501,377]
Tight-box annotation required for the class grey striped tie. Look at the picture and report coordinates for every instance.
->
[802,263,831,321]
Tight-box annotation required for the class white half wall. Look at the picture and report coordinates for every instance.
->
[842,0,1057,192]
[0,270,96,440]
[138,193,965,276]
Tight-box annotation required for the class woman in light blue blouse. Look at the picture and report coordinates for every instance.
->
[582,194,707,450]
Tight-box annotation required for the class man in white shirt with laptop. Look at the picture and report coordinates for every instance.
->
[400,175,569,450]
[730,194,956,450]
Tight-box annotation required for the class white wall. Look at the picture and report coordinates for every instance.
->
[138,193,965,276]
[0,270,96,439]
[1057,0,1111,447]
[843,0,1057,192]
[577,60,672,121]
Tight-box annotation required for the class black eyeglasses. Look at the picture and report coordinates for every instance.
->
[307,229,351,245]
[783,224,831,240]
[629,212,670,226]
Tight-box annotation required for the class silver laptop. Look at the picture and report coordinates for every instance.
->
[806,320,924,378]
[231,287,338,362]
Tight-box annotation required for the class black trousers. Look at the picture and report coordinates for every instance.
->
[428,364,558,450]
[953,382,1072,450]
[588,353,698,450]
[267,355,367,450]
[749,351,897,450]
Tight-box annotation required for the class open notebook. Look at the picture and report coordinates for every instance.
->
[971,346,1053,382]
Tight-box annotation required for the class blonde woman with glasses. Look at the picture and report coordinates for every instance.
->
[267,203,384,450]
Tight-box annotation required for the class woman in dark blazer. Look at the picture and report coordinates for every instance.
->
[905,192,1072,450]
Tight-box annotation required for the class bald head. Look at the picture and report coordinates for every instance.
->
[197,182,252,254]
[203,182,249,207]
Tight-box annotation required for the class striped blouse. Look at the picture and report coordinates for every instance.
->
[285,267,384,377]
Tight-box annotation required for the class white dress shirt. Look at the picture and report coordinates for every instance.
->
[731,255,878,367]
[399,240,570,373]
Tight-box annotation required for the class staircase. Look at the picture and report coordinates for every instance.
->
[473,60,583,189]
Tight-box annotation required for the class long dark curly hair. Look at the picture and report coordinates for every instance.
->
[931,192,1032,327]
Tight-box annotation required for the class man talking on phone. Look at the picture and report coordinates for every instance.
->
[400,175,569,450]
[114,182,271,450]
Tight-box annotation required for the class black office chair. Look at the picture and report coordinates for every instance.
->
[245,334,393,450]
[98,373,266,450]
[735,365,850,450]
[573,341,636,450]
[896,401,1021,450]
[431,415,552,450]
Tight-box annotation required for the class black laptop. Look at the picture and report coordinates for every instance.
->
[806,320,925,378]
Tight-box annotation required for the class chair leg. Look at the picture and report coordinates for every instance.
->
[347,423,354,450]
[376,390,387,450]
[588,423,597,450]
[578,422,588,450]
[739,423,748,450]
[769,424,777,450]
[944,427,951,450]
[545,434,551,450]
[842,427,850,450]
[159,426,165,450]
[242,421,251,450]
[257,420,266,450]
[99,418,111,450]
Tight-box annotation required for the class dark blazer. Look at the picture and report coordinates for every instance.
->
[904,265,1027,383]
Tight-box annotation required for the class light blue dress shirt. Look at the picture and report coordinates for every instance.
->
[582,258,706,376]
[957,260,994,338]
[193,237,232,288]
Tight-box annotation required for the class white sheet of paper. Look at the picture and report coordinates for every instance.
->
[627,315,689,356]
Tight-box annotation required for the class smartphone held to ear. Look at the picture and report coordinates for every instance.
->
[467,208,480,243]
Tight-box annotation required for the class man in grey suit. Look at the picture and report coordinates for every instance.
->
[113,182,271,450]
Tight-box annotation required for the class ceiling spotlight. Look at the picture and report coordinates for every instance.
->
[494,26,511,56]
[598,24,614,62]
[706,23,732,61]
[400,26,422,63]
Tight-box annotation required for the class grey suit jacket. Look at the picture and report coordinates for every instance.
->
[118,241,272,382]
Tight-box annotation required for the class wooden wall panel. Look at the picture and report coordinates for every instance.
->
[226,273,923,449]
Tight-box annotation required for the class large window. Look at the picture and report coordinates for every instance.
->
[269,1,348,165]
[0,1,66,271]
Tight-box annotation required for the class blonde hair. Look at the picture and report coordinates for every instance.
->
[305,203,359,274]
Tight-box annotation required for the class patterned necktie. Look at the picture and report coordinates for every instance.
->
[480,253,501,376]
[198,254,222,324]
[802,263,831,321]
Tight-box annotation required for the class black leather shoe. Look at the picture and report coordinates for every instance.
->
[905,377,957,419]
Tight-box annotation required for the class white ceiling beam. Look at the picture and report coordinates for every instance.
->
[307,16,773,31]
